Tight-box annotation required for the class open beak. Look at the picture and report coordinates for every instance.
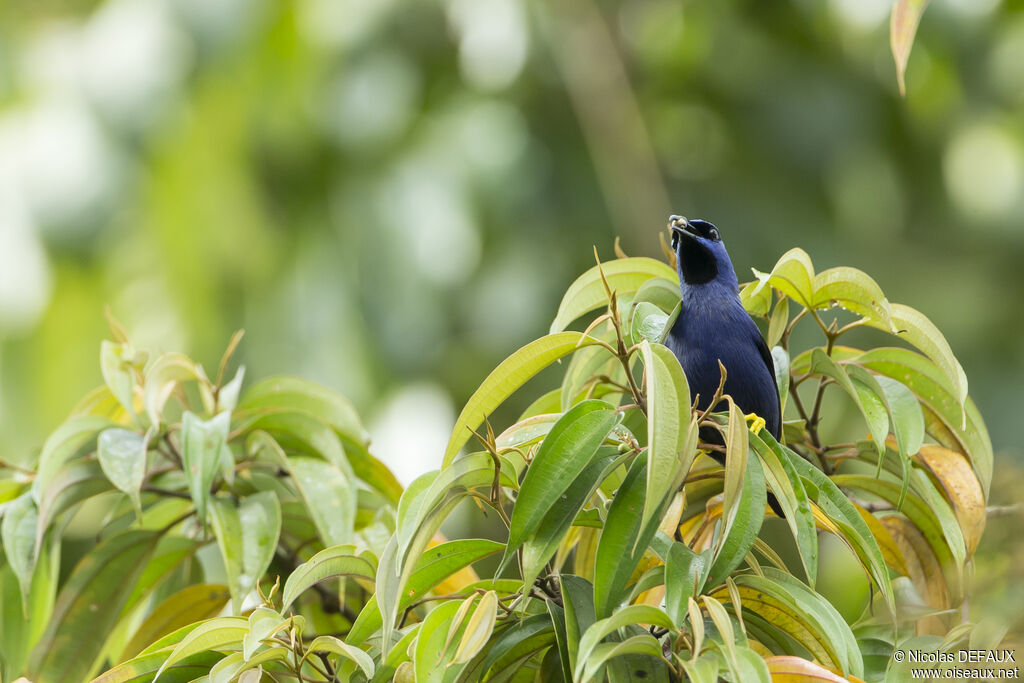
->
[668,215,695,249]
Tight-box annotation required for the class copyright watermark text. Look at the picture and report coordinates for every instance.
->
[893,649,1019,680]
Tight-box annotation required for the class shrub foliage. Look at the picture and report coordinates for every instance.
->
[0,239,994,682]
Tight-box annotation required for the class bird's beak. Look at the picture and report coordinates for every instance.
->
[668,215,696,250]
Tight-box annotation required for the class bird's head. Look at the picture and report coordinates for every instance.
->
[668,215,739,292]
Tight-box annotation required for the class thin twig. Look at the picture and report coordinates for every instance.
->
[987,504,1023,518]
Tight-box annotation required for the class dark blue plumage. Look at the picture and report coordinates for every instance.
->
[663,216,781,441]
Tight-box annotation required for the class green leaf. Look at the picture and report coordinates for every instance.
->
[154,616,249,679]
[181,411,230,524]
[100,340,137,416]
[443,332,600,467]
[664,542,710,627]
[714,569,863,678]
[639,341,692,534]
[678,654,721,683]
[286,455,357,547]
[92,651,223,683]
[561,574,597,675]
[413,599,461,682]
[281,544,376,610]
[243,607,283,661]
[810,266,893,329]
[809,349,888,456]
[34,460,112,552]
[479,614,556,681]
[740,280,773,317]
[631,276,682,314]
[143,353,215,427]
[31,415,111,506]
[496,413,561,452]
[751,248,815,307]
[518,389,563,421]
[714,400,752,550]
[749,431,817,586]
[767,296,789,347]
[866,303,967,413]
[575,605,674,682]
[630,302,670,346]
[238,375,370,447]
[208,647,290,683]
[122,584,231,660]
[29,529,161,683]
[504,400,620,566]
[594,454,670,618]
[786,453,895,611]
[705,429,766,589]
[520,447,622,591]
[216,366,246,413]
[890,0,930,95]
[560,335,623,411]
[0,537,60,677]
[304,635,375,678]
[394,453,513,569]
[97,427,149,517]
[853,369,924,502]
[547,602,574,682]
[582,634,664,682]
[732,647,771,683]
[347,443,404,505]
[122,536,202,614]
[771,346,791,421]
[550,257,677,334]
[851,347,992,495]
[347,539,503,645]
[243,410,350,471]
[1,492,38,610]
[702,595,738,669]
[831,474,965,595]
[209,492,282,614]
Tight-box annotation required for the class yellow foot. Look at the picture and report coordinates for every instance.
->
[745,412,766,435]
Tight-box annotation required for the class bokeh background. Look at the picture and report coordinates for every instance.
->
[1,0,1022,638]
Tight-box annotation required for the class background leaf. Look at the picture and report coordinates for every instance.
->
[209,492,282,614]
[97,428,148,516]
[181,411,230,524]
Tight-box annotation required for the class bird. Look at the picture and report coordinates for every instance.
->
[663,214,782,460]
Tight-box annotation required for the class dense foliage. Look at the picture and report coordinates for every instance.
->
[0,235,997,682]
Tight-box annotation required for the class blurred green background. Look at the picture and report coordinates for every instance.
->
[1,0,1022,633]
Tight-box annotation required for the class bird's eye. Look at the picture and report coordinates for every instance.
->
[709,228,719,241]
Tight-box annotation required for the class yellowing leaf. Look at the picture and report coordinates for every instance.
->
[852,503,908,577]
[765,655,867,682]
[121,584,230,660]
[879,515,949,633]
[914,445,986,555]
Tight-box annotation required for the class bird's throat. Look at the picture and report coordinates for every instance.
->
[679,240,719,285]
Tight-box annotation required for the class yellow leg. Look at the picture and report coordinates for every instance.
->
[745,412,766,435]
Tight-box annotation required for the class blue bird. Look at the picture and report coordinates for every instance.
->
[663,216,781,443]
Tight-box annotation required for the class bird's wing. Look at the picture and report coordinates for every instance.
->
[750,323,782,436]
[752,327,775,380]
